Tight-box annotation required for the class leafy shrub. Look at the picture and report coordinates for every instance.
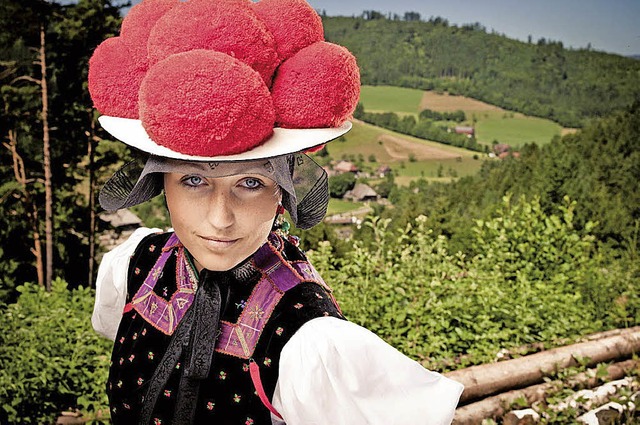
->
[310,196,640,370]
[0,279,111,424]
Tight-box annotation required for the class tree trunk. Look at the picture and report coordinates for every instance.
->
[4,130,44,287]
[88,115,97,287]
[446,326,640,405]
[452,359,639,425]
[39,24,53,291]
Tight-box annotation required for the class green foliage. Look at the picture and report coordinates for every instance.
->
[310,196,640,370]
[0,279,112,424]
[355,104,483,152]
[328,172,356,198]
[323,16,640,127]
[0,0,124,298]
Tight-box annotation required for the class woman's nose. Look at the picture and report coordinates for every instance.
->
[206,191,235,229]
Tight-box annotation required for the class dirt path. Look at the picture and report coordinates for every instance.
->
[420,91,503,112]
[378,134,462,160]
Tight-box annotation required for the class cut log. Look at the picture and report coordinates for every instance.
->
[452,359,639,425]
[446,329,640,404]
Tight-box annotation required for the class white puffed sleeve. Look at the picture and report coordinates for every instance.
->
[91,227,162,340]
[272,317,463,425]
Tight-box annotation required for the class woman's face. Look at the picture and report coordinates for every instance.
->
[164,169,281,272]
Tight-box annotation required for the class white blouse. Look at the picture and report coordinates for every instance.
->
[92,228,463,425]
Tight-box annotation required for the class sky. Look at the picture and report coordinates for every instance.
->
[124,0,640,56]
[304,0,640,56]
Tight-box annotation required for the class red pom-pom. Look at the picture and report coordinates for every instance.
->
[252,0,324,62]
[147,0,279,84]
[88,37,145,119]
[272,41,360,128]
[139,50,275,156]
[120,0,178,69]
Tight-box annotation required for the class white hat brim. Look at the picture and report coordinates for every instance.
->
[98,116,351,161]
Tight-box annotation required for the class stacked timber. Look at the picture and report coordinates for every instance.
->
[445,327,640,424]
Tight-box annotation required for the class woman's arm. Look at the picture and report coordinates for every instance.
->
[272,316,463,425]
[91,227,162,340]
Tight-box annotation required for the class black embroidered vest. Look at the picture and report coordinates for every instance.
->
[107,232,344,425]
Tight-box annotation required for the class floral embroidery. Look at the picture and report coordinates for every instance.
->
[275,327,284,336]
[164,390,172,398]
[233,394,241,403]
[242,363,249,372]
[294,303,304,309]
[151,267,162,280]
[148,352,155,360]
[219,371,227,380]
[263,358,272,367]
[245,418,254,425]
[137,377,144,386]
[206,401,215,411]
[247,305,265,320]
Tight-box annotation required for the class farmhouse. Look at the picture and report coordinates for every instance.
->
[454,126,475,137]
[493,143,511,155]
[376,164,392,178]
[334,160,359,174]
[343,183,379,202]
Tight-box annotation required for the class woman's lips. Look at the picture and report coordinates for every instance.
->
[199,235,239,250]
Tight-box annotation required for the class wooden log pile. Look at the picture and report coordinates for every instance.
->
[445,327,640,424]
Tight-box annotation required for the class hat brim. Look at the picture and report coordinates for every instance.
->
[98,116,351,161]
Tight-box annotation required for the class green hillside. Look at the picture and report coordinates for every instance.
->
[329,120,484,185]
[323,15,640,127]
[358,85,563,147]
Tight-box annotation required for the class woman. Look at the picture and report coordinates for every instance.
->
[90,0,463,423]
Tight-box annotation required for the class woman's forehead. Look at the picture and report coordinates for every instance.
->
[162,158,276,178]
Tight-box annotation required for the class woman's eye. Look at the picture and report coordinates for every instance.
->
[182,175,204,187]
[242,178,264,190]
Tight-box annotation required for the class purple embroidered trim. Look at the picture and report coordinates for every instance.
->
[131,232,323,356]
[131,233,197,336]
[215,233,324,359]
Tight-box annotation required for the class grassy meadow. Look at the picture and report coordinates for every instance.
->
[359,85,564,147]
[327,120,484,186]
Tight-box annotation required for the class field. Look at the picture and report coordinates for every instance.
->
[327,120,485,186]
[359,85,564,147]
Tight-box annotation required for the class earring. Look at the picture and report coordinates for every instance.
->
[273,204,291,235]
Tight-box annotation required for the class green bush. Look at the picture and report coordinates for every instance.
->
[0,279,112,424]
[310,196,640,370]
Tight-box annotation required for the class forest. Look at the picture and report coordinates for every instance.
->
[0,1,639,423]
[322,14,640,128]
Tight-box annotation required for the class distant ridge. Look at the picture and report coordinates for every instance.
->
[322,15,640,128]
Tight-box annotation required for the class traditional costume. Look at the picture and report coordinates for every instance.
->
[89,0,463,423]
